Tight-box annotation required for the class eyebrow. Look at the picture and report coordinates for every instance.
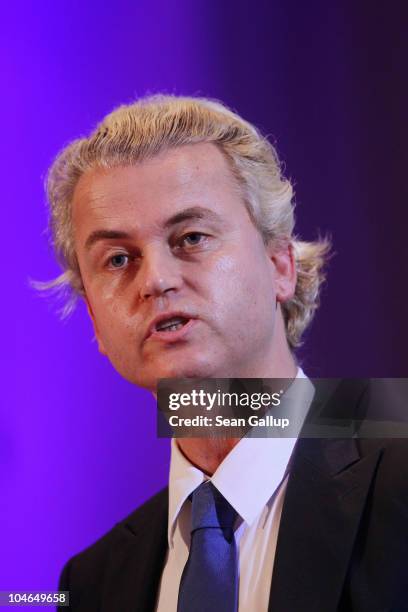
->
[163,206,224,229]
[84,206,224,251]
[85,230,132,251]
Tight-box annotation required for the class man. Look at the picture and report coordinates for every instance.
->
[44,95,407,611]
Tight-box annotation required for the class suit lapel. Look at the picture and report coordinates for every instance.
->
[269,397,383,611]
[101,490,169,612]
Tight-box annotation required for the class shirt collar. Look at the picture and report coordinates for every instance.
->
[167,436,207,548]
[167,367,314,547]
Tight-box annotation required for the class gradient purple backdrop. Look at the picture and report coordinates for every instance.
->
[2,0,407,607]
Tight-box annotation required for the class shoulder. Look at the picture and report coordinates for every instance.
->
[356,378,408,468]
[354,378,408,482]
[358,436,408,493]
[59,488,168,596]
[353,380,408,527]
[119,487,169,535]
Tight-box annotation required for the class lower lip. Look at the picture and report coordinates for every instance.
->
[146,318,197,344]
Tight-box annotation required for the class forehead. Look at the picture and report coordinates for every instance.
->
[71,142,244,237]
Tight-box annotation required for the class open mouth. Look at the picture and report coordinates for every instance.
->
[155,316,190,333]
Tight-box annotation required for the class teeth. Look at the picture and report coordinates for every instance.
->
[166,323,183,332]
[156,317,187,332]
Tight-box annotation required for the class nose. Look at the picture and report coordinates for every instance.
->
[137,247,182,301]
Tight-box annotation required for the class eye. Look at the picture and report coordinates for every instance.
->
[180,232,206,247]
[108,253,129,269]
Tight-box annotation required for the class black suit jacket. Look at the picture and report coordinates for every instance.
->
[59,379,408,611]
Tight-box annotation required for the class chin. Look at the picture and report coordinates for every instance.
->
[145,355,218,388]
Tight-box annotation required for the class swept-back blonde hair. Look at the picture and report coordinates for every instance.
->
[43,94,330,348]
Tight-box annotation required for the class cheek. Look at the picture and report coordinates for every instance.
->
[88,289,134,349]
[206,253,275,329]
[92,294,120,334]
[88,276,133,321]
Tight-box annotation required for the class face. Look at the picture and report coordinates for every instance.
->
[72,143,296,391]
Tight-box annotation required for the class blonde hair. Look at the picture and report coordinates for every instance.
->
[42,94,331,348]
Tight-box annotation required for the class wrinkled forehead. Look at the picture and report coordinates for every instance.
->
[71,142,248,243]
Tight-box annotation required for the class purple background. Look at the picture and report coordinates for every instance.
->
[2,0,407,604]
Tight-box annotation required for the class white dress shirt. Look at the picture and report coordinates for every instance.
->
[155,368,314,612]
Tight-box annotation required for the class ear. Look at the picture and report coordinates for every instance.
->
[84,295,108,356]
[267,241,297,303]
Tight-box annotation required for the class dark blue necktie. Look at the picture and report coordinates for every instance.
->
[177,481,239,612]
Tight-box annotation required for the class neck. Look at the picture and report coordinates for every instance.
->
[177,437,241,476]
[177,324,297,475]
